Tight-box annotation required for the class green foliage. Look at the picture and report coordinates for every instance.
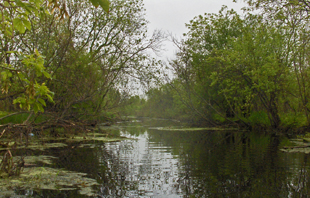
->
[0,113,30,125]
[1,0,161,126]
[246,111,270,127]
[120,96,146,117]
[0,0,55,115]
[89,0,109,12]
[0,0,44,36]
[12,83,53,114]
[0,0,112,123]
[280,113,308,128]
[0,112,8,118]
[142,1,310,132]
[213,114,226,123]
[1,50,54,113]
[0,112,49,124]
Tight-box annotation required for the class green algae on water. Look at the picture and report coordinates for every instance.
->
[0,142,68,151]
[0,166,99,197]
[280,138,310,154]
[148,127,238,131]
[65,132,127,143]
[0,154,100,196]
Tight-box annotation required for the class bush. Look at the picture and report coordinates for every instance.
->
[280,112,308,128]
[213,113,226,123]
[246,111,271,127]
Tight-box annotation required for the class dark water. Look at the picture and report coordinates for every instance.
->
[9,118,310,197]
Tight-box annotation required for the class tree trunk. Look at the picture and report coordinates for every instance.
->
[268,93,281,129]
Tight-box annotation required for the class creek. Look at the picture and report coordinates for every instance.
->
[3,118,310,197]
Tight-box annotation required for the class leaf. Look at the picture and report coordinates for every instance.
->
[90,0,109,12]
[1,71,7,81]
[18,72,25,80]
[23,19,32,31]
[42,71,51,79]
[7,71,12,78]
[5,51,16,54]
[46,94,54,103]
[5,29,12,37]
[13,18,26,33]
[97,0,109,12]
[14,0,26,8]
[13,97,26,105]
[35,48,40,56]
[38,103,44,112]
[89,0,99,8]
[3,1,10,7]
[33,103,39,113]
[38,98,46,106]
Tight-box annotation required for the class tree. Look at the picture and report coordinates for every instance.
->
[211,13,290,128]
[0,0,55,117]
[168,7,245,126]
[0,0,110,118]
[240,0,310,127]
[167,5,300,129]
[0,0,163,126]
[0,0,166,143]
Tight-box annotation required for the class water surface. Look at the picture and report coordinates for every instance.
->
[7,118,310,197]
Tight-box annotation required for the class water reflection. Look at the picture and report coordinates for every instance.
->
[104,131,181,197]
[99,119,310,197]
[9,119,310,197]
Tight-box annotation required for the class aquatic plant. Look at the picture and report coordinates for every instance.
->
[0,150,24,177]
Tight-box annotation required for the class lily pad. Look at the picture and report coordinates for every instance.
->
[77,143,96,148]
[22,155,57,165]
[280,138,310,154]
[280,147,310,154]
[64,131,127,143]
[0,142,68,151]
[0,166,99,197]
[148,127,237,131]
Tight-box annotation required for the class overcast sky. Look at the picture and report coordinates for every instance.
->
[143,0,246,59]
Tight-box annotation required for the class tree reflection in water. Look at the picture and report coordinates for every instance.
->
[100,119,310,197]
[14,119,310,197]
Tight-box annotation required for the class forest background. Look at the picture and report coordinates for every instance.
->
[1,0,310,135]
